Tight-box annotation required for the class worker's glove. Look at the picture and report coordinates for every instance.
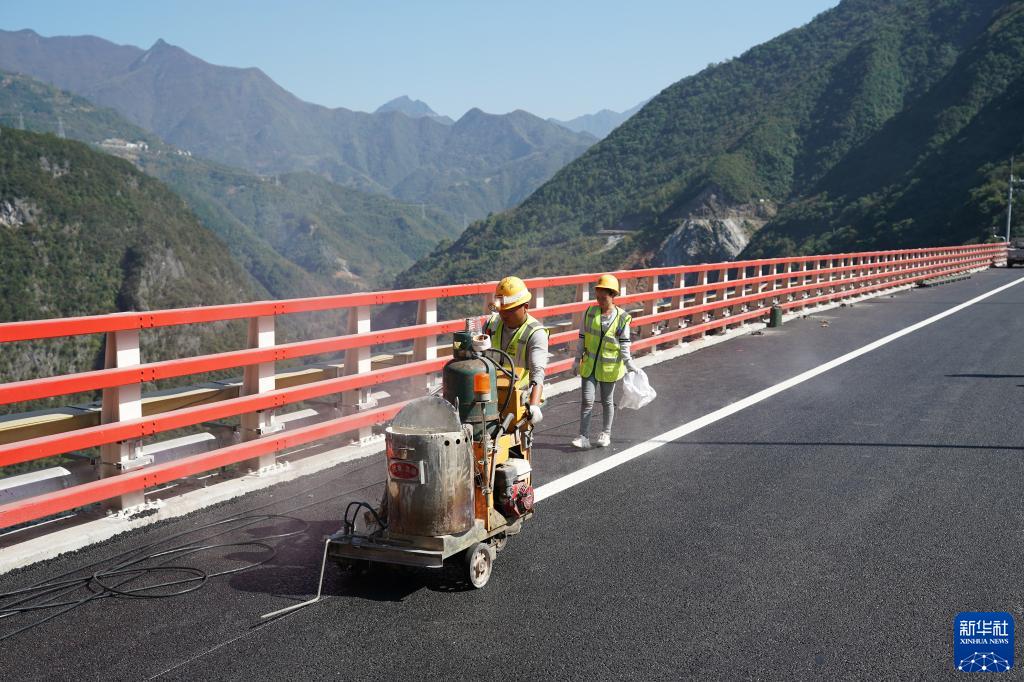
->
[528,404,544,424]
[625,359,639,374]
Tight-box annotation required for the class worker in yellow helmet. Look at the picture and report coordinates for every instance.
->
[485,276,548,423]
[571,274,638,448]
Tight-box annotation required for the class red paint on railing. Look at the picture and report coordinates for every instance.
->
[0,243,1004,528]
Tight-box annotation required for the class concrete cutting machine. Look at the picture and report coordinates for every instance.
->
[326,321,536,589]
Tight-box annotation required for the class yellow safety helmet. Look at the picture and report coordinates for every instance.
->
[595,274,620,295]
[494,276,532,310]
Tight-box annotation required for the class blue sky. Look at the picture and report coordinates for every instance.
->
[3,1,839,120]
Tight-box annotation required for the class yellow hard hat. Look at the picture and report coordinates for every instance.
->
[494,276,532,310]
[595,274,620,295]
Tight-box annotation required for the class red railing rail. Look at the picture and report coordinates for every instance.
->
[0,243,1006,528]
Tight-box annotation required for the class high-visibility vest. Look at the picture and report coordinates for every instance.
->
[580,305,631,382]
[485,313,545,373]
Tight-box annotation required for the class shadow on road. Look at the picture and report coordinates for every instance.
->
[228,518,485,607]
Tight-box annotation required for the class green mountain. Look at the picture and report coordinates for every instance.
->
[400,0,1021,287]
[745,1,1024,254]
[0,127,258,385]
[0,30,596,224]
[143,156,459,294]
[0,70,461,296]
[549,99,648,140]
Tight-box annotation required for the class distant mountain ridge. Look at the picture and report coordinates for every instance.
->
[0,69,461,299]
[549,99,648,139]
[0,29,595,223]
[375,95,454,124]
[400,0,1022,289]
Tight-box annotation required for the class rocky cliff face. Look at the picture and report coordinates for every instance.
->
[0,128,258,391]
[647,188,777,267]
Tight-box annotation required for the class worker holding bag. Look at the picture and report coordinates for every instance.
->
[571,274,652,449]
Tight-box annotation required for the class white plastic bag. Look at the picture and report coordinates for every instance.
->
[619,368,656,410]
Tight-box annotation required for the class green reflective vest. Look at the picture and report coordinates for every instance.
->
[485,313,545,371]
[580,305,631,382]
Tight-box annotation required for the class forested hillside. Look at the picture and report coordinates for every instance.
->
[401,0,1021,288]
[1,70,461,296]
[0,128,257,384]
[146,157,459,293]
[746,1,1024,254]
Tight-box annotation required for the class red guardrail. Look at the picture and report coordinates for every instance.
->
[0,243,1005,528]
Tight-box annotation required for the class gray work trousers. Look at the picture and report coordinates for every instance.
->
[580,375,616,436]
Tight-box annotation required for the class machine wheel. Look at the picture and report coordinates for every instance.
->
[464,542,495,589]
[489,533,508,553]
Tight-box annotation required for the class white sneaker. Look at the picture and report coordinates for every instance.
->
[596,432,611,447]
[571,435,590,449]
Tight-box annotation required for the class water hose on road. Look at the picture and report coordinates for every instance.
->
[0,513,307,642]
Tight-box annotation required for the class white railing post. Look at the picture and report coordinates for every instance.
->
[737,262,753,321]
[723,266,735,301]
[242,315,278,472]
[638,275,657,355]
[533,287,545,309]
[413,298,439,395]
[674,272,688,347]
[571,283,590,357]
[343,305,373,443]
[692,269,709,339]
[99,329,147,510]
[710,267,729,331]
[786,262,802,311]
[774,261,789,293]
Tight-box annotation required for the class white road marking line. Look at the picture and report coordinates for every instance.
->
[534,274,1024,502]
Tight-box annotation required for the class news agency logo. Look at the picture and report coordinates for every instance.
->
[954,612,1014,673]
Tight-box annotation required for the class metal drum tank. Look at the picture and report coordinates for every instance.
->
[384,396,474,537]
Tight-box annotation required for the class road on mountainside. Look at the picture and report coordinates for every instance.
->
[1,268,1022,680]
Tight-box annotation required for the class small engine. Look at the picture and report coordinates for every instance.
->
[494,459,534,519]
[501,481,534,518]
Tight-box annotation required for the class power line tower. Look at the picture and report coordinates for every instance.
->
[57,116,66,139]
[17,113,25,130]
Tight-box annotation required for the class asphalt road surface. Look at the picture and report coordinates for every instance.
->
[1,268,1022,680]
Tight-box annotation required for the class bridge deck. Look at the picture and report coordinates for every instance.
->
[1,268,1021,680]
